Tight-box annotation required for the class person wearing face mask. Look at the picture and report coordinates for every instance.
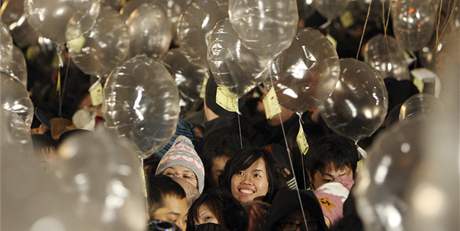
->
[156,135,206,195]
[147,175,189,231]
[186,189,248,231]
[220,148,284,204]
[306,135,359,191]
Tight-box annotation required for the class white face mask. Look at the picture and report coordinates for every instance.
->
[72,109,96,131]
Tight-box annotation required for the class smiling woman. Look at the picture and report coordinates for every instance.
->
[220,148,284,204]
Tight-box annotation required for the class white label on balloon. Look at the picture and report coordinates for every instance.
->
[216,86,239,113]
[326,34,337,49]
[340,11,354,28]
[296,125,309,155]
[263,88,282,119]
[67,36,86,54]
[89,80,104,106]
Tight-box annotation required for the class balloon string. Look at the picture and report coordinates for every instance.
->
[56,45,71,117]
[0,0,9,18]
[382,0,392,37]
[237,113,243,149]
[269,63,309,231]
[440,0,458,37]
[356,0,374,59]
[435,0,444,51]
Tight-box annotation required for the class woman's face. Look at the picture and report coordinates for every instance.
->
[196,204,219,225]
[230,157,269,203]
[163,165,198,190]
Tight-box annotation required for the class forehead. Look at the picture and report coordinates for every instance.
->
[156,195,188,215]
[165,165,192,173]
[322,163,352,174]
[242,157,267,171]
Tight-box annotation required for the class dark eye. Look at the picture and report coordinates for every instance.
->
[238,171,245,176]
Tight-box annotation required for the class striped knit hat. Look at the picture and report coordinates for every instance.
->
[155,135,205,193]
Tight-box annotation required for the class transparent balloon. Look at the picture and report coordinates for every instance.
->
[312,0,351,21]
[1,46,28,87]
[391,0,439,51]
[123,2,172,59]
[25,0,101,44]
[229,0,299,60]
[399,94,438,121]
[354,117,426,231]
[1,0,39,48]
[320,58,388,142]
[1,73,34,143]
[273,28,340,113]
[177,0,226,67]
[215,0,229,11]
[206,19,270,97]
[51,128,147,231]
[297,0,316,20]
[1,130,81,231]
[152,0,193,40]
[162,48,209,106]
[0,22,13,69]
[68,6,130,77]
[363,35,410,81]
[103,55,180,158]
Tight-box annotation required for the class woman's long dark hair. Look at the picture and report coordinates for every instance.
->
[186,189,248,231]
[219,148,284,203]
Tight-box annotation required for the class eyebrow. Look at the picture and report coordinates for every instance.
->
[253,169,265,173]
[167,212,180,216]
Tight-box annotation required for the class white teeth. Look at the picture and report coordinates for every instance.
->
[239,189,254,194]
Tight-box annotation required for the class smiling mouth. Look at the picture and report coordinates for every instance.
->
[238,187,255,195]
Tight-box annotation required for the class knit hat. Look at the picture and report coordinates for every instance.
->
[155,135,205,193]
[314,182,350,226]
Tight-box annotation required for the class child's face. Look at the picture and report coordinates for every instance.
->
[311,163,353,190]
[163,165,198,190]
[211,155,230,186]
[231,157,269,203]
[196,204,219,225]
[151,195,188,231]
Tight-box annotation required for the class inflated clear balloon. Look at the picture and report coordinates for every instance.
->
[229,0,298,60]
[206,19,269,97]
[399,94,438,121]
[153,0,193,40]
[320,58,388,142]
[162,48,209,104]
[391,0,439,51]
[52,128,147,231]
[297,0,316,20]
[1,73,34,143]
[1,130,81,231]
[124,2,172,59]
[25,0,101,44]
[363,35,410,81]
[0,22,13,69]
[68,6,130,77]
[177,0,226,67]
[215,0,229,11]
[1,46,28,87]
[273,28,340,113]
[103,55,180,158]
[1,0,39,47]
[354,117,425,231]
[312,0,351,21]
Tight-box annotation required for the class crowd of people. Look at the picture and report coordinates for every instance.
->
[16,1,435,230]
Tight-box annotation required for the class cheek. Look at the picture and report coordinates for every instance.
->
[230,176,240,193]
[256,178,269,195]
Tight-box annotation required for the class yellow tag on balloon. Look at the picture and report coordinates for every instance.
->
[326,34,337,49]
[89,80,104,106]
[200,77,209,99]
[216,86,238,113]
[263,88,282,119]
[67,36,86,53]
[296,126,309,155]
[340,11,354,28]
